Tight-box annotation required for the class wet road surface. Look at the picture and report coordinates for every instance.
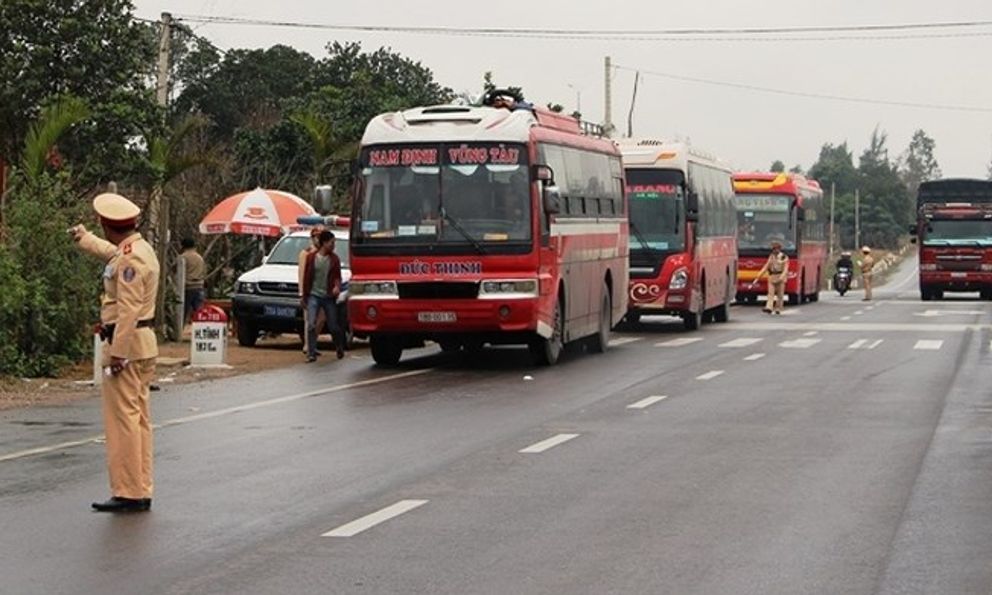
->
[2,257,991,594]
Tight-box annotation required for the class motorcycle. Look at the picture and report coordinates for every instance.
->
[834,266,852,296]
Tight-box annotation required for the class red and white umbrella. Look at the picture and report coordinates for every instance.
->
[198,188,316,238]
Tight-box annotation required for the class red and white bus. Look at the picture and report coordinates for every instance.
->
[619,140,738,330]
[734,173,827,304]
[348,95,629,366]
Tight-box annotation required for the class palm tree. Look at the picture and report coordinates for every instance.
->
[291,109,358,204]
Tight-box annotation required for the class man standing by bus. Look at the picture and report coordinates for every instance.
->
[860,245,875,301]
[752,240,790,315]
[301,230,345,362]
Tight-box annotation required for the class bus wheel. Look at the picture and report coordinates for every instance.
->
[920,288,932,301]
[682,289,703,331]
[981,289,992,301]
[531,297,564,366]
[624,312,641,326]
[438,339,461,353]
[370,336,403,366]
[589,283,611,354]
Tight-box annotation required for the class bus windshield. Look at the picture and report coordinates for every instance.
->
[736,194,795,251]
[625,169,686,252]
[923,219,992,246]
[356,143,531,244]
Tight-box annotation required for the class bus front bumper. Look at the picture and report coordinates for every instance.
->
[349,298,542,337]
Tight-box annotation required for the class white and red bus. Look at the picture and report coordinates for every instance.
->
[348,94,629,366]
[734,172,827,304]
[618,140,738,330]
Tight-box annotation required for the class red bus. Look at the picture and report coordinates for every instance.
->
[913,178,992,300]
[348,94,629,366]
[619,140,738,330]
[734,173,827,305]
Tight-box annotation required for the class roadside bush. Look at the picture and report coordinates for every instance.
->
[0,173,99,377]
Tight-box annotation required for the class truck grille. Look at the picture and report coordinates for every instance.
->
[935,254,982,272]
[258,281,299,296]
[399,282,479,300]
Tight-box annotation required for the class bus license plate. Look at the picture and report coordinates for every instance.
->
[264,305,297,318]
[951,272,967,278]
[418,311,457,323]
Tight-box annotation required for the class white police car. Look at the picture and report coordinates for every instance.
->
[232,229,350,347]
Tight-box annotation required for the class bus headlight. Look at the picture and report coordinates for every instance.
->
[981,264,992,272]
[480,279,539,298]
[669,268,689,290]
[351,281,399,298]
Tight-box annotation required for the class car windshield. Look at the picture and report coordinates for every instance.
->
[736,194,796,251]
[267,235,350,267]
[923,219,992,245]
[356,143,531,244]
[625,168,686,252]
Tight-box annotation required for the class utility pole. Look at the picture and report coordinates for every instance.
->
[567,83,582,115]
[627,70,640,138]
[829,182,836,261]
[152,12,173,339]
[854,188,861,250]
[604,56,613,137]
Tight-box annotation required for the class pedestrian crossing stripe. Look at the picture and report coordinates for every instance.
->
[719,338,763,348]
[913,340,944,351]
[779,338,822,349]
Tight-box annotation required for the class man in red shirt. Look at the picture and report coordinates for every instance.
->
[301,230,345,362]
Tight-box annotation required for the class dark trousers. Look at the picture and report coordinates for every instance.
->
[184,288,205,322]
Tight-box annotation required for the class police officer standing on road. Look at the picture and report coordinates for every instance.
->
[71,193,160,513]
[860,245,875,301]
[753,240,790,315]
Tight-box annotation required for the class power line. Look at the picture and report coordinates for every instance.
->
[173,14,992,41]
[613,64,992,114]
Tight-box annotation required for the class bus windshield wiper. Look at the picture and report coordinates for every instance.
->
[440,207,486,255]
[628,220,656,252]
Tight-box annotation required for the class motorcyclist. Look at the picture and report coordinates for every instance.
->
[836,251,854,271]
[834,251,854,295]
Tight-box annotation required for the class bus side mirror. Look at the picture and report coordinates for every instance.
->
[686,191,699,222]
[796,207,806,222]
[313,185,334,213]
[910,236,917,244]
[534,164,555,183]
[543,185,562,215]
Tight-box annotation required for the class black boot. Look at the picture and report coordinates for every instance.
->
[91,496,150,513]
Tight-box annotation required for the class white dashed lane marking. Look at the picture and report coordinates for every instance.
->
[696,370,725,381]
[322,500,429,538]
[627,395,668,410]
[913,340,944,351]
[848,339,884,350]
[656,337,704,347]
[519,433,580,454]
[744,353,766,361]
[779,338,822,349]
[609,337,642,347]
[719,338,763,348]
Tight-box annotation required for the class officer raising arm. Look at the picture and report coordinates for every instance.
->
[71,193,160,513]
[751,240,790,315]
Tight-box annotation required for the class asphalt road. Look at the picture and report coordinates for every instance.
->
[2,256,991,595]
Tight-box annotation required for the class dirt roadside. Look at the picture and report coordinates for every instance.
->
[0,334,356,411]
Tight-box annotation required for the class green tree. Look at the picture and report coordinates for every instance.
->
[900,129,941,198]
[857,128,909,248]
[770,160,786,173]
[808,142,858,196]
[0,0,158,189]
[789,164,804,175]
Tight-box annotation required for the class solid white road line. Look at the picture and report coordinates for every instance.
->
[520,433,580,454]
[744,353,767,361]
[656,337,704,347]
[779,338,822,349]
[730,322,989,332]
[609,337,642,347]
[0,369,434,463]
[627,395,668,410]
[696,370,725,381]
[914,340,944,351]
[719,338,763,348]
[322,500,429,538]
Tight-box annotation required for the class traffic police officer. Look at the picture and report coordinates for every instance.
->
[860,245,875,301]
[71,193,160,513]
[753,240,790,315]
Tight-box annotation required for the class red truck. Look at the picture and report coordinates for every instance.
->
[912,179,992,301]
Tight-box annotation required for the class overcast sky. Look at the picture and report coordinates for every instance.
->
[135,0,992,178]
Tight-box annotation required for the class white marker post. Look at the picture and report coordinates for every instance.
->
[190,305,229,368]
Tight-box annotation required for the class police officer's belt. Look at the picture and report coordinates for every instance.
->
[100,319,155,344]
